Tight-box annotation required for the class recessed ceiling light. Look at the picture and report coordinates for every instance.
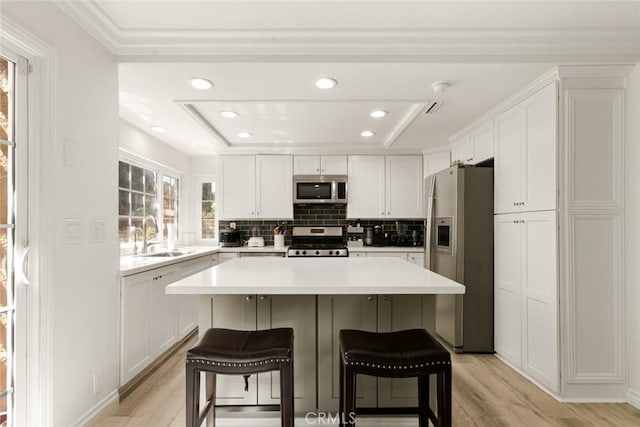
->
[221,111,239,118]
[187,77,214,90]
[370,110,388,118]
[314,77,337,89]
[237,132,252,138]
[361,130,375,138]
[151,126,166,133]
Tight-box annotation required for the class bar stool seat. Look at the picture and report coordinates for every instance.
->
[186,328,294,427]
[339,329,451,427]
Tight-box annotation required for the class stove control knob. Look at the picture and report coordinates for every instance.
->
[295,250,300,255]
[302,250,307,255]
[335,250,340,256]
[329,250,333,255]
[315,250,320,255]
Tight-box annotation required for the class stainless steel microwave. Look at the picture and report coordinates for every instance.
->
[293,175,348,204]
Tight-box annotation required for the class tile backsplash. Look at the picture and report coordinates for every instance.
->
[219,204,423,246]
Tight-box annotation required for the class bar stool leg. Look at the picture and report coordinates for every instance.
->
[280,361,294,427]
[205,372,216,427]
[185,364,200,427]
[442,364,452,427]
[418,375,429,427]
[343,365,356,427]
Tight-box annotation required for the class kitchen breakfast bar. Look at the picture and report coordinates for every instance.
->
[166,256,464,415]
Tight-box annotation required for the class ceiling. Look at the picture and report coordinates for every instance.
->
[54,0,640,156]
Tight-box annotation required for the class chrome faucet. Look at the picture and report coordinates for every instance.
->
[132,227,144,255]
[142,215,159,254]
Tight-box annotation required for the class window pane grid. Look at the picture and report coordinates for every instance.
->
[201,182,216,239]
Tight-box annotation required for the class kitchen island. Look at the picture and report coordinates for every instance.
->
[166,256,464,413]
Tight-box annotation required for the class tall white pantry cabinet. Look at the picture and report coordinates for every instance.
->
[487,65,631,400]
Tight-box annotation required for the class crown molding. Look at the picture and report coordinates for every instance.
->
[52,1,640,59]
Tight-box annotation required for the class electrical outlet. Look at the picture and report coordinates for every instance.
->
[64,219,83,244]
[93,369,104,396]
[230,222,236,229]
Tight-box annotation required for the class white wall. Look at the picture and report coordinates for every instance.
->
[1,1,120,425]
[625,64,640,409]
[119,119,192,241]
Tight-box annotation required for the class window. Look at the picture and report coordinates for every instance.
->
[201,182,216,239]
[118,159,181,245]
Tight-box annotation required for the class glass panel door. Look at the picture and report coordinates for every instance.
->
[0,47,27,427]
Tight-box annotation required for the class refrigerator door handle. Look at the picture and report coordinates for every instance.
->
[424,175,436,270]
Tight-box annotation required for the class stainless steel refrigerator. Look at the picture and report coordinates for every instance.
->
[425,164,494,353]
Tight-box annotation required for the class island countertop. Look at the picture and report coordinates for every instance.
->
[166,256,465,295]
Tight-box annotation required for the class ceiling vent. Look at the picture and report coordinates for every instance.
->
[424,101,445,115]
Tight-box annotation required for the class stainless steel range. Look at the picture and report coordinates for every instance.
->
[287,226,349,257]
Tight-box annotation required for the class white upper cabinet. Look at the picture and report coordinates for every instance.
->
[256,155,293,219]
[347,156,386,219]
[495,82,557,214]
[450,135,473,165]
[385,156,424,218]
[423,151,450,178]
[471,124,494,164]
[347,155,423,219]
[293,155,347,175]
[450,123,494,166]
[218,155,256,219]
[218,155,293,219]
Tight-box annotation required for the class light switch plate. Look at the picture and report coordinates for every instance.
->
[89,220,106,243]
[64,219,83,244]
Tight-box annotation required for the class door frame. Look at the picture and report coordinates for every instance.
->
[0,16,56,427]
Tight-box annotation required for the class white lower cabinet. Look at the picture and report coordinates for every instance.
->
[206,294,317,412]
[120,253,216,387]
[494,211,558,392]
[257,295,317,412]
[317,293,434,411]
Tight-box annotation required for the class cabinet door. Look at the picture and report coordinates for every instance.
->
[424,152,450,178]
[209,295,258,405]
[347,156,386,219]
[293,155,320,175]
[257,295,316,412]
[218,156,255,219]
[377,295,435,407]
[451,136,473,164]
[151,270,178,356]
[522,211,558,392]
[120,272,153,384]
[256,155,293,219]
[317,295,377,411]
[494,214,523,366]
[321,155,348,175]
[523,83,557,212]
[385,156,424,218]
[349,251,366,258]
[494,107,524,214]
[472,124,494,164]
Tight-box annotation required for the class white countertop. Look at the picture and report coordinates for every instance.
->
[166,257,464,295]
[348,246,423,253]
[120,246,218,276]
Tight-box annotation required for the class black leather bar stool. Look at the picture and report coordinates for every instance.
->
[339,328,452,427]
[186,327,294,427]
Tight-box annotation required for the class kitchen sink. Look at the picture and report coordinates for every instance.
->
[140,250,189,258]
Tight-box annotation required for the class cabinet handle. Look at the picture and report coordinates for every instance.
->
[259,295,268,301]
[316,168,320,172]
[367,296,374,301]
[466,158,473,162]
[381,212,385,215]
[382,295,388,301]
[520,220,525,224]
[245,296,253,301]
[387,212,391,215]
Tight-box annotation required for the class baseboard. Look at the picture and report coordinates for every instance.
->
[73,389,119,426]
[628,387,640,409]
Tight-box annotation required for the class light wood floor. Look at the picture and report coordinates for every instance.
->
[94,336,640,426]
